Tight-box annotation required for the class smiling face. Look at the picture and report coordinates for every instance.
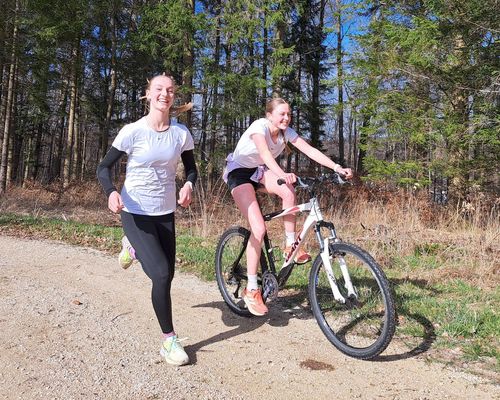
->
[266,100,291,132]
[146,75,175,112]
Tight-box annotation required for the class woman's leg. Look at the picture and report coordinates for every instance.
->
[231,183,266,276]
[157,213,176,285]
[260,169,296,234]
[120,211,175,334]
[231,183,269,315]
[260,169,311,263]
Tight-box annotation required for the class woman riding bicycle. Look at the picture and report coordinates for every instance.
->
[223,98,353,316]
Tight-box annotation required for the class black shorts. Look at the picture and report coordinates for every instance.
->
[227,167,260,191]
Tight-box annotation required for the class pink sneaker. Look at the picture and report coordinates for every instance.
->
[242,288,268,316]
[284,246,311,264]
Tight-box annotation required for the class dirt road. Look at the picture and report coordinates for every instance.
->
[0,235,497,399]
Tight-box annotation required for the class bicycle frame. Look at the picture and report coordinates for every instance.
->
[260,194,355,303]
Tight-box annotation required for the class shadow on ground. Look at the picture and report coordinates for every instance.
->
[187,285,436,364]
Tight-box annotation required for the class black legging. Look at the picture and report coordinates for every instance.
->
[121,211,176,333]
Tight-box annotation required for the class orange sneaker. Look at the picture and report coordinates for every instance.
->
[284,246,312,264]
[242,288,268,316]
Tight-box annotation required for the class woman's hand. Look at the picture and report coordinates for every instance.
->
[279,172,297,185]
[334,165,354,180]
[108,191,124,214]
[178,182,193,208]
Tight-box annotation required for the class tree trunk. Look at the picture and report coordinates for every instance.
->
[32,121,43,181]
[63,40,80,188]
[100,12,118,160]
[207,0,221,190]
[0,0,18,195]
[200,84,208,163]
[72,98,81,181]
[0,64,7,145]
[272,20,285,97]
[48,78,69,183]
[261,22,268,107]
[336,0,345,165]
[356,117,368,175]
[180,0,195,129]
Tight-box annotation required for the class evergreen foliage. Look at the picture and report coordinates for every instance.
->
[0,0,497,201]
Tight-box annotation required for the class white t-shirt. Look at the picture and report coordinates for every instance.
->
[112,117,194,216]
[231,118,299,168]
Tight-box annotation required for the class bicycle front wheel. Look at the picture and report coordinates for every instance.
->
[309,242,396,360]
[215,226,252,317]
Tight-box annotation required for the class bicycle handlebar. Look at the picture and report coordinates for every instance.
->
[277,172,350,187]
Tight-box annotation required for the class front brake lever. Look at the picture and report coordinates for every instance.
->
[296,176,309,188]
[332,172,352,185]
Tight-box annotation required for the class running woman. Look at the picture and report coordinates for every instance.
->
[97,74,197,365]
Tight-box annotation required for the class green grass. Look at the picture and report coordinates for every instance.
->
[393,276,499,368]
[0,213,122,251]
[0,213,215,281]
[1,212,498,375]
[176,233,215,281]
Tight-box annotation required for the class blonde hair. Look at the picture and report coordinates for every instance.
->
[146,73,176,91]
[266,97,289,114]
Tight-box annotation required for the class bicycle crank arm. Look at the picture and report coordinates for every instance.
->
[320,239,346,303]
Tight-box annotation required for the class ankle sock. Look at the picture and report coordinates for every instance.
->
[128,246,136,259]
[285,231,296,247]
[162,331,176,340]
[247,274,258,291]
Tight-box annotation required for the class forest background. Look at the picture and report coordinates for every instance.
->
[0,0,499,376]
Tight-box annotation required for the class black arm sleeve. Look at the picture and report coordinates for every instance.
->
[181,149,198,187]
[96,146,126,198]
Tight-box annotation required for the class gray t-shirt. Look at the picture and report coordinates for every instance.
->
[112,117,194,215]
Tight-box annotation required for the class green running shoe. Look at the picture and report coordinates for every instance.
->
[160,335,189,366]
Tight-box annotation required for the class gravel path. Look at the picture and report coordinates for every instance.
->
[0,235,497,399]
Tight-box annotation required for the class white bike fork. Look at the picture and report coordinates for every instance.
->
[320,238,346,303]
[338,256,356,298]
[320,239,357,301]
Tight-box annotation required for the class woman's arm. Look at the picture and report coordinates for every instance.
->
[252,134,285,175]
[96,146,126,196]
[291,136,353,178]
[178,149,198,207]
[180,149,197,187]
[96,146,126,213]
[252,133,297,184]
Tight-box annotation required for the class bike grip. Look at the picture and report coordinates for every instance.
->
[277,178,286,185]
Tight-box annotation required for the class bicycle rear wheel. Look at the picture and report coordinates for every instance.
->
[309,242,396,360]
[215,226,253,317]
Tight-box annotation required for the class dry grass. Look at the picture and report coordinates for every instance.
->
[1,179,498,291]
[319,186,500,290]
[180,181,500,291]
[0,180,120,226]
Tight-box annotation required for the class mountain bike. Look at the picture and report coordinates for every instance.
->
[214,173,396,360]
